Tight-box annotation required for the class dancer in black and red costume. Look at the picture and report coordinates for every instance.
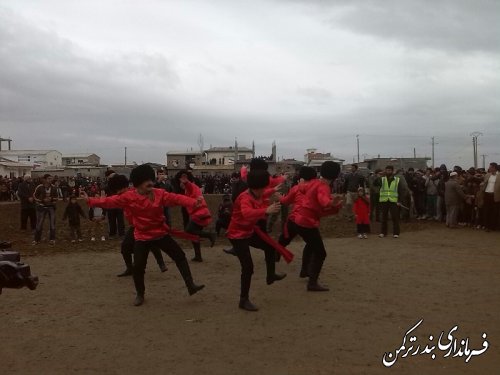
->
[294,161,343,292]
[174,170,216,262]
[227,169,293,312]
[278,166,318,277]
[105,174,168,277]
[82,164,205,307]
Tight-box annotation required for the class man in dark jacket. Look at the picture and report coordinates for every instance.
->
[445,172,471,228]
[368,169,383,222]
[409,170,427,219]
[33,174,59,245]
[103,170,125,238]
[18,175,36,231]
[343,164,365,219]
[155,168,173,226]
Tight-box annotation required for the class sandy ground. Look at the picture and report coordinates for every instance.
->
[1,226,499,375]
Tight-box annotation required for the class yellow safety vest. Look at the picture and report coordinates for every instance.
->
[379,177,399,203]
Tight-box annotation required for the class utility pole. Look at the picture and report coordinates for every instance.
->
[356,134,360,163]
[124,147,127,167]
[472,137,477,168]
[470,132,482,169]
[197,133,204,154]
[431,137,436,168]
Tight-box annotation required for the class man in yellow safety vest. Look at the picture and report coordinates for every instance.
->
[376,165,405,238]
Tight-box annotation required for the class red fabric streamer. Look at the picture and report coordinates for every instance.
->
[168,229,200,242]
[254,226,294,264]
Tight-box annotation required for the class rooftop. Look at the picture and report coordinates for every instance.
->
[167,151,203,156]
[0,157,33,168]
[63,153,99,158]
[365,157,431,161]
[0,149,60,155]
[206,146,253,153]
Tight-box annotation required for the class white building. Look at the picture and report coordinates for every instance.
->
[0,150,63,169]
[62,153,101,166]
[0,157,32,177]
[205,146,254,166]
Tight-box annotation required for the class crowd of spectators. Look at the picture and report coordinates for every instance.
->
[346,163,500,231]
[3,161,499,233]
[0,175,105,202]
[0,173,236,202]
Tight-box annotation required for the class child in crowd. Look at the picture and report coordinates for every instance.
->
[353,187,370,239]
[62,195,86,243]
[89,193,107,241]
[216,194,233,236]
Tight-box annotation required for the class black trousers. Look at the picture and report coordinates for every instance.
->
[21,207,36,230]
[69,224,82,240]
[278,219,298,247]
[121,227,165,269]
[483,193,499,231]
[133,235,192,295]
[107,208,125,237]
[230,234,276,299]
[357,224,370,234]
[414,192,426,216]
[215,218,229,235]
[370,193,381,221]
[295,225,327,284]
[185,221,212,259]
[279,219,311,275]
[380,202,400,236]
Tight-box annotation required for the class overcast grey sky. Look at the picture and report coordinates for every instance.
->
[1,0,499,166]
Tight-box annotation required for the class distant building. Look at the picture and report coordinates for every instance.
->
[304,148,345,172]
[364,157,431,171]
[0,150,62,169]
[62,153,101,166]
[166,151,203,176]
[0,157,32,178]
[274,159,305,175]
[204,146,254,166]
[166,144,256,176]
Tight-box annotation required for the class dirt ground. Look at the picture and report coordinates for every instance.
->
[1,199,499,374]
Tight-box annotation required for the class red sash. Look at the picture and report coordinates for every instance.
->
[169,229,200,242]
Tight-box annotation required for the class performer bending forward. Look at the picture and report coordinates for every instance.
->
[227,169,290,312]
[83,164,205,306]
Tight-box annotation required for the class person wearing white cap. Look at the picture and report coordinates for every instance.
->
[444,171,472,228]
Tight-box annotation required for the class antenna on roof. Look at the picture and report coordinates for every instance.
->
[0,137,13,151]
[197,133,204,154]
